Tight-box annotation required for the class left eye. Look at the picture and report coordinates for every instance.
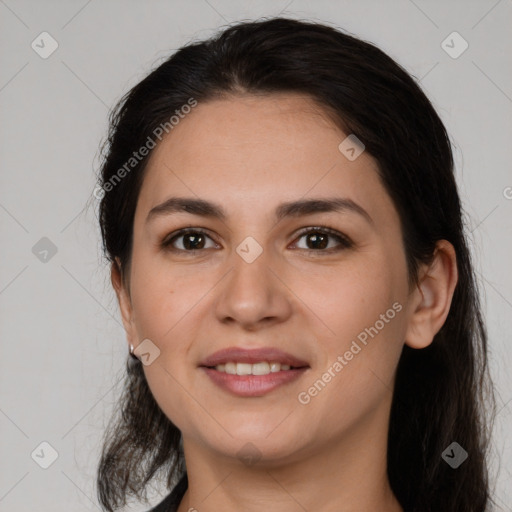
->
[292,227,352,252]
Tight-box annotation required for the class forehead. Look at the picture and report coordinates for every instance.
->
[135,93,394,226]
[150,93,343,165]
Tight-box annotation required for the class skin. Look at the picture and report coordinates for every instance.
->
[112,94,458,511]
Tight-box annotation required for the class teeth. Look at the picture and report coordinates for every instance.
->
[270,362,281,373]
[225,362,236,375]
[236,363,252,375]
[214,361,292,375]
[252,362,270,375]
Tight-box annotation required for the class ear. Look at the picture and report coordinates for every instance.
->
[111,258,137,348]
[404,240,458,349]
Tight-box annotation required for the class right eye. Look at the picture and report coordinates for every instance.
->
[161,228,219,253]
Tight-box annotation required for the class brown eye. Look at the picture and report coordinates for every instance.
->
[292,227,353,252]
[162,229,218,252]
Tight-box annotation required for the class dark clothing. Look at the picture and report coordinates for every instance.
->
[149,473,188,512]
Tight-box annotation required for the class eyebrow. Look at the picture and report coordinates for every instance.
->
[146,196,373,225]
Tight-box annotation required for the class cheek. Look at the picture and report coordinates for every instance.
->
[297,250,407,408]
[142,363,197,434]
[129,260,203,430]
[298,255,400,344]
[294,267,405,439]
[128,248,206,339]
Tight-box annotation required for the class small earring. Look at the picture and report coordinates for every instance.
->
[129,344,139,360]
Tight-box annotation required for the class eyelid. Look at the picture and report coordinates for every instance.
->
[162,227,218,249]
[161,225,353,252]
[290,226,353,250]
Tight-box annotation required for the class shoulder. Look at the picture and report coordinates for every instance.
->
[147,473,188,512]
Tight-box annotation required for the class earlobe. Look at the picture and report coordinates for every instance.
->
[404,240,458,350]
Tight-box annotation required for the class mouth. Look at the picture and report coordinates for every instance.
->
[199,347,310,397]
[203,361,306,375]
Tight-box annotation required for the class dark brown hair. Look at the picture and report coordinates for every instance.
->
[96,17,495,511]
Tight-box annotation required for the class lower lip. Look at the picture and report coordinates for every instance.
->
[201,367,309,397]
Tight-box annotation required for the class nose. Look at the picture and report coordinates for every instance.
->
[213,246,293,331]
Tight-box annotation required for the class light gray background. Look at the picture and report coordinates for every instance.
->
[0,0,511,510]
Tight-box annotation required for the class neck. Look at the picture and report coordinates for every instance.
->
[177,397,403,512]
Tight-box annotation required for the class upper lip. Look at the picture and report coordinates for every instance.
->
[200,347,310,368]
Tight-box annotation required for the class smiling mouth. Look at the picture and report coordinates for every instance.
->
[204,361,307,375]
[201,364,309,397]
[199,346,310,396]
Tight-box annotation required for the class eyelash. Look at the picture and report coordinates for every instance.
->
[161,226,353,254]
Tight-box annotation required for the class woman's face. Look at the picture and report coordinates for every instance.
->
[118,94,414,464]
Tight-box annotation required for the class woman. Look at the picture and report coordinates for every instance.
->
[95,17,495,512]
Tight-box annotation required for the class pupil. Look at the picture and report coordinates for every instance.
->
[308,233,328,249]
[185,234,204,250]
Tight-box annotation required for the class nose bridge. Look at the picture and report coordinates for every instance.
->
[213,236,292,328]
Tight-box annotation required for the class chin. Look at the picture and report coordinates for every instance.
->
[205,428,308,465]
